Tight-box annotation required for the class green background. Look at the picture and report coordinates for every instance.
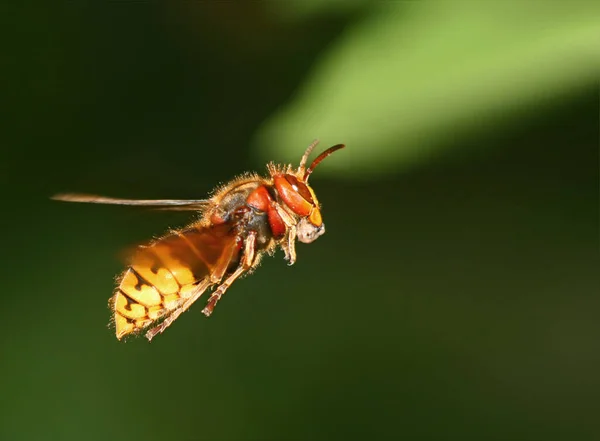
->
[3,2,598,440]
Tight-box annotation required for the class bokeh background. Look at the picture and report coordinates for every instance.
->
[3,1,599,440]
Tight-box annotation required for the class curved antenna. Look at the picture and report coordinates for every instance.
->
[303,144,345,181]
[297,139,320,176]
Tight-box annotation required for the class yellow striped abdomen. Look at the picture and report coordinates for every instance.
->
[111,223,239,339]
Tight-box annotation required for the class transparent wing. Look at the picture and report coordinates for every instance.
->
[51,193,210,211]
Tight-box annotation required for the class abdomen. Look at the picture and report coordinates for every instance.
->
[111,223,240,339]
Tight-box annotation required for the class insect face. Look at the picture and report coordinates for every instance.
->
[272,142,345,231]
[273,174,323,227]
[296,217,325,243]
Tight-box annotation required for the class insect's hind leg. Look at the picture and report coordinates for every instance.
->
[145,279,211,342]
[202,231,258,317]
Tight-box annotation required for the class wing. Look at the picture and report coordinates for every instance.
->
[111,222,241,340]
[51,193,210,211]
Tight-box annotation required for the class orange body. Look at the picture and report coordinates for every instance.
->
[53,141,345,341]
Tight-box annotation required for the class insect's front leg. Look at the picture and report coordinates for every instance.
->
[271,202,298,265]
[202,231,258,317]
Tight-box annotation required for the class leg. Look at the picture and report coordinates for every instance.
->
[271,202,298,265]
[145,279,211,342]
[202,231,257,317]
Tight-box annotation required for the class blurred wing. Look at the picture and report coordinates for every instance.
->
[52,193,209,211]
[111,222,241,339]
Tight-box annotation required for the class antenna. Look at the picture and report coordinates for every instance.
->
[304,144,345,181]
[297,139,320,176]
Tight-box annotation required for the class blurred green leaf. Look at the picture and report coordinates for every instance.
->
[254,1,600,178]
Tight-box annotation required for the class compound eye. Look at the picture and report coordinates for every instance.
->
[284,175,314,205]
